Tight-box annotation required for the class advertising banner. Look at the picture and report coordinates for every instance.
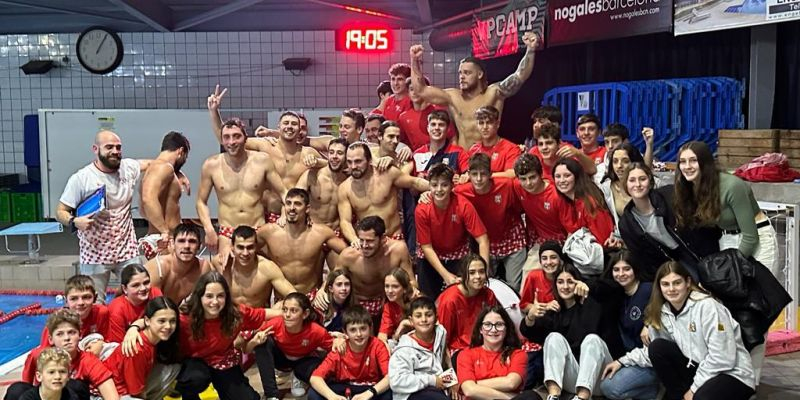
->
[471,0,546,60]
[548,0,673,45]
[675,0,800,35]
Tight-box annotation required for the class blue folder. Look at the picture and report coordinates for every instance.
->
[76,185,106,217]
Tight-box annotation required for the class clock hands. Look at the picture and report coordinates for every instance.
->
[96,35,108,55]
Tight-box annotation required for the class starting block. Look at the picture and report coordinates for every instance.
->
[0,222,63,263]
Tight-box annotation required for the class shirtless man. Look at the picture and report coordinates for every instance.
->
[138,131,190,260]
[257,189,347,297]
[145,222,213,304]
[410,32,540,149]
[318,216,417,317]
[215,225,296,307]
[208,86,324,222]
[337,142,430,245]
[196,116,287,256]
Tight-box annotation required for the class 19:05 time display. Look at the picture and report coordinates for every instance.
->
[335,28,392,52]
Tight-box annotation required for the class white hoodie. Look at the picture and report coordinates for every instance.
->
[618,291,755,392]
[389,324,449,400]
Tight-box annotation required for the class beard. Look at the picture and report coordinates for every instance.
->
[98,153,121,170]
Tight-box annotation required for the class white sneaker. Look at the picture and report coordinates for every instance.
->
[290,374,307,397]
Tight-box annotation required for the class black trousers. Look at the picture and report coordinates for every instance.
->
[417,257,462,299]
[175,357,258,400]
[649,338,755,400]
[308,383,392,400]
[5,380,88,400]
[254,337,323,398]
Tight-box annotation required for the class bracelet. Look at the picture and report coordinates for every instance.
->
[368,387,378,396]
[127,324,142,331]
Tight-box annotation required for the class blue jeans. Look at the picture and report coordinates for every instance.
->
[599,365,660,400]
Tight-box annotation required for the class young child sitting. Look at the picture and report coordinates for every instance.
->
[309,306,392,400]
[19,348,79,400]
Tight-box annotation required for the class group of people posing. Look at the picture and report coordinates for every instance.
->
[8,38,789,400]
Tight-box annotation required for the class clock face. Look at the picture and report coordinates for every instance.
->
[76,27,124,74]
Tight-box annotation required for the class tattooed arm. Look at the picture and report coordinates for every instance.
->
[495,32,540,98]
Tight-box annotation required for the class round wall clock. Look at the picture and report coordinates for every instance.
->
[76,26,124,74]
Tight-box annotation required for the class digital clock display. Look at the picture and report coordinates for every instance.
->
[335,27,393,52]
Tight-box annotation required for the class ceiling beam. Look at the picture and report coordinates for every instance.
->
[303,0,416,22]
[416,0,432,24]
[105,0,173,32]
[173,0,264,31]
[0,0,141,24]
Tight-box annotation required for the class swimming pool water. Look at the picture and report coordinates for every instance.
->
[0,295,60,365]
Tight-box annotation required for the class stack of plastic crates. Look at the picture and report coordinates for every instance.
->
[541,77,744,161]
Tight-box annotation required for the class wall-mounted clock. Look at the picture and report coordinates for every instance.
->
[76,26,124,74]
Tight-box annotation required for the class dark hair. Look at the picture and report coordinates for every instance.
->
[388,63,411,78]
[576,113,601,129]
[119,264,149,297]
[673,141,720,229]
[514,153,543,177]
[427,110,450,127]
[468,152,492,174]
[474,105,500,122]
[469,305,521,363]
[323,269,356,323]
[347,141,372,163]
[621,162,655,197]
[356,215,386,237]
[279,110,301,124]
[553,158,608,216]
[342,305,373,329]
[552,263,583,308]
[459,57,487,87]
[283,292,316,324]
[64,274,96,298]
[342,109,366,130]
[187,271,241,340]
[378,120,400,138]
[645,261,706,330]
[406,75,430,88]
[286,188,310,205]
[602,249,641,282]
[221,118,248,136]
[328,137,349,151]
[603,123,629,140]
[367,114,386,125]
[428,163,454,182]
[172,222,204,243]
[537,122,561,142]
[144,296,180,363]
[459,253,488,291]
[161,131,190,153]
[231,225,256,245]
[407,296,437,317]
[531,105,563,124]
[376,80,392,98]
[604,143,645,183]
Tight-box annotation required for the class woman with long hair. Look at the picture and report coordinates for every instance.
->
[317,269,356,333]
[104,296,180,399]
[605,261,755,400]
[595,251,659,400]
[175,271,280,400]
[599,143,645,237]
[107,263,163,342]
[673,140,777,271]
[456,305,527,400]
[378,267,414,345]
[617,162,702,282]
[553,158,616,248]
[521,264,623,400]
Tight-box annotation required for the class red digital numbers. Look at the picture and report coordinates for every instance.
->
[336,27,392,52]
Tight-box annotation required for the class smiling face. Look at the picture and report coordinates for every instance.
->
[145,308,177,342]
[384,275,406,303]
[279,115,300,142]
[328,143,346,172]
[364,120,381,144]
[380,126,401,154]
[429,177,453,203]
[232,236,257,266]
[555,271,577,302]
[173,231,201,263]
[330,274,351,305]
[479,311,506,348]
[390,73,408,95]
[94,133,122,170]
[201,282,226,319]
[540,250,562,275]
[626,167,651,200]
[465,260,488,293]
[678,149,700,183]
[221,125,246,156]
[577,121,599,149]
[49,322,79,354]
[339,116,362,144]
[612,260,637,290]
[553,165,575,197]
[65,288,95,319]
[357,228,382,258]
[427,118,447,142]
[659,272,691,309]
[284,195,308,224]
[124,272,152,305]
[345,322,371,350]
[410,306,436,337]
[537,137,559,161]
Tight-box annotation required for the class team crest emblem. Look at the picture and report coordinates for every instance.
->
[442,158,450,165]
[494,195,502,204]
[544,202,551,210]
[492,153,499,160]
[451,214,458,222]
[302,339,310,347]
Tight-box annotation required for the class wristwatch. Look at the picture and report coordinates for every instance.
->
[368,387,378,396]
[68,216,76,233]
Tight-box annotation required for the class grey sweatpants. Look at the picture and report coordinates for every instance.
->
[543,332,612,397]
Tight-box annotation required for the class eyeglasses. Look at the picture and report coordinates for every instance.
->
[481,322,506,332]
